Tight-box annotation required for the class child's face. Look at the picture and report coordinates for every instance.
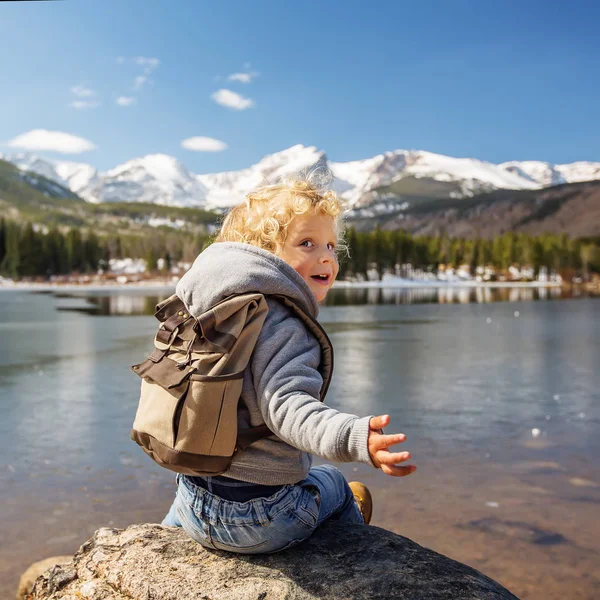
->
[277,212,339,303]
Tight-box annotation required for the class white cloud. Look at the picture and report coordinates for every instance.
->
[181,136,228,152]
[115,56,159,94]
[228,71,259,84]
[71,85,96,98]
[116,96,136,106]
[69,100,101,110]
[69,84,99,109]
[211,89,254,110]
[8,129,96,154]
[134,56,160,74]
[133,74,148,90]
[134,56,160,68]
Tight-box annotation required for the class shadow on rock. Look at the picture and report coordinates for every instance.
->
[28,522,520,599]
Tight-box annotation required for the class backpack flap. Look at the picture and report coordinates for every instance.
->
[131,356,195,391]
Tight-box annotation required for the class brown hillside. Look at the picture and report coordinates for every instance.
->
[365,181,600,238]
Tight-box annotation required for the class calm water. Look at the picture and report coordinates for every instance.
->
[1,286,599,599]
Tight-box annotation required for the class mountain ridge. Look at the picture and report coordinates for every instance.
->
[3,145,599,213]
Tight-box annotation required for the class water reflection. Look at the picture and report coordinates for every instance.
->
[7,309,100,473]
[326,285,566,306]
[43,285,584,316]
[56,294,171,316]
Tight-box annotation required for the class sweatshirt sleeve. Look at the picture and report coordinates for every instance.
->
[250,301,376,466]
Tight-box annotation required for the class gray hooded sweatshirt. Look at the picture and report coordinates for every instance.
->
[176,242,374,485]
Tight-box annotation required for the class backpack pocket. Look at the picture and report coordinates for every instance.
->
[132,357,245,461]
[131,357,192,449]
[174,371,245,458]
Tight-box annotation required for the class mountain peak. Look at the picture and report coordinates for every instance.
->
[196,145,329,209]
[107,153,191,180]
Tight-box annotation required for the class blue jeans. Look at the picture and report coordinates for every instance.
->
[161,464,364,554]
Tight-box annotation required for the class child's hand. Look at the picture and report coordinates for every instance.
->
[368,414,416,477]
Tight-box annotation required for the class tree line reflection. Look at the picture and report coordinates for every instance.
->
[46,284,599,316]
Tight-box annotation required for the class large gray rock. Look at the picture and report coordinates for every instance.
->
[30,523,519,599]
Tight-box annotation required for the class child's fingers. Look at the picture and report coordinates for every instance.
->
[369,414,390,430]
[370,432,407,450]
[381,464,417,477]
[375,450,412,466]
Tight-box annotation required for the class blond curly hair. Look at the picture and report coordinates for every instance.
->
[216,172,346,255]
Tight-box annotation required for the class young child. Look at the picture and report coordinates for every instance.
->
[161,175,416,553]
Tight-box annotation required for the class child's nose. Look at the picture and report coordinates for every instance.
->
[319,249,335,263]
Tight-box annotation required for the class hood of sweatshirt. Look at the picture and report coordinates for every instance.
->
[176,242,320,319]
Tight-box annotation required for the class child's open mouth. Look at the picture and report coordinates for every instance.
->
[311,274,330,285]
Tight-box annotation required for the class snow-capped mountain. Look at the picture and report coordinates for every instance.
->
[2,146,600,212]
[330,150,541,206]
[55,162,99,199]
[197,145,327,209]
[1,152,99,198]
[87,154,208,206]
[500,160,600,188]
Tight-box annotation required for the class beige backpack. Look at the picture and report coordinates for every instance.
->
[130,293,333,476]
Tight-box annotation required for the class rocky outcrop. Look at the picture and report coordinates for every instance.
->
[17,556,73,600]
[28,522,519,599]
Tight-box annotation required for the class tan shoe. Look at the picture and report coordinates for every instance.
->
[348,481,373,524]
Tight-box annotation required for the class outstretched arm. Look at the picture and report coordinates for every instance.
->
[251,308,373,465]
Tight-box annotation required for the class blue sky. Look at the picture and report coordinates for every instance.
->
[1,0,599,173]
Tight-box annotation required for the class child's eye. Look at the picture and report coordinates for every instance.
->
[300,240,314,248]
[327,243,336,251]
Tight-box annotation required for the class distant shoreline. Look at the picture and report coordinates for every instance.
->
[0,279,563,292]
[333,279,562,289]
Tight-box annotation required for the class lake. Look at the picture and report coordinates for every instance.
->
[1,286,599,599]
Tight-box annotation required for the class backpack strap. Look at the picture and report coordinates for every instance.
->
[236,424,273,451]
[230,295,334,453]
[155,296,190,345]
[270,294,334,401]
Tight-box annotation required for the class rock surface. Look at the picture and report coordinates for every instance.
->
[30,522,520,599]
[17,556,73,600]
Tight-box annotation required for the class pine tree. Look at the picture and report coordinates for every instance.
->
[449,239,463,268]
[531,238,544,277]
[163,251,172,273]
[42,228,65,276]
[83,231,102,272]
[0,218,6,266]
[427,237,441,270]
[518,235,533,270]
[438,234,451,265]
[371,227,387,280]
[492,236,505,270]
[580,243,600,279]
[145,246,158,272]
[66,229,84,272]
[0,221,20,278]
[463,239,475,273]
[501,233,515,269]
[18,223,44,277]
